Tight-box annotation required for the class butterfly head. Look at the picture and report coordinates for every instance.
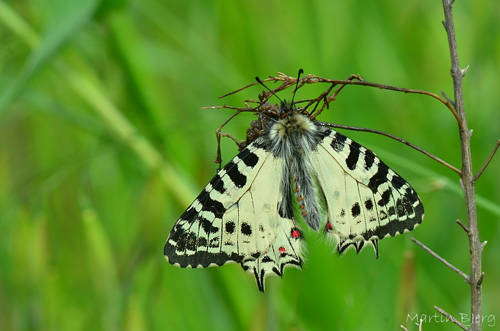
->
[243,70,307,147]
[279,99,300,119]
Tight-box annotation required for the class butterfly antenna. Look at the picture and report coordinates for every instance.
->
[255,76,285,105]
[290,68,304,106]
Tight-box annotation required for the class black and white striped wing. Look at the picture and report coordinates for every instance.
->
[312,129,424,256]
[164,143,303,291]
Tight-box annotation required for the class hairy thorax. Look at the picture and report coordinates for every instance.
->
[268,114,321,160]
[271,114,317,140]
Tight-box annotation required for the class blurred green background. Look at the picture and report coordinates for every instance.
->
[0,0,499,330]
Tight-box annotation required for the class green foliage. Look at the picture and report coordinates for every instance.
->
[0,0,499,330]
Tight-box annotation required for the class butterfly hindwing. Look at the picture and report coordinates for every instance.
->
[313,128,424,256]
[241,219,303,292]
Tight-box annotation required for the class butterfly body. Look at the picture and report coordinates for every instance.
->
[267,112,325,231]
[165,101,424,292]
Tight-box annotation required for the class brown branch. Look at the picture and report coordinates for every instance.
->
[411,238,470,283]
[322,122,461,175]
[434,306,469,331]
[473,139,500,182]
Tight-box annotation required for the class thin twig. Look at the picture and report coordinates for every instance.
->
[322,122,461,175]
[218,72,299,99]
[434,305,469,331]
[411,238,470,283]
[456,219,470,234]
[219,81,260,98]
[202,105,256,112]
[473,139,500,182]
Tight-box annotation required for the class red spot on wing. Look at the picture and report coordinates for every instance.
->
[279,247,286,253]
[326,221,332,230]
[291,229,301,239]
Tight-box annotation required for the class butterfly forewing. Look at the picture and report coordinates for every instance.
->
[165,144,271,267]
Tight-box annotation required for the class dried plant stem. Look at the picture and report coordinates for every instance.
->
[219,73,461,126]
[442,1,483,330]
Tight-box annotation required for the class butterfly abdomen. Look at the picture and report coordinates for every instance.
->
[291,159,322,231]
[266,114,325,231]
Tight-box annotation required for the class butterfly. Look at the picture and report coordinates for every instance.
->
[164,71,424,292]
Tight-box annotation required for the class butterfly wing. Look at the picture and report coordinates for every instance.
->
[312,128,424,256]
[164,141,303,291]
